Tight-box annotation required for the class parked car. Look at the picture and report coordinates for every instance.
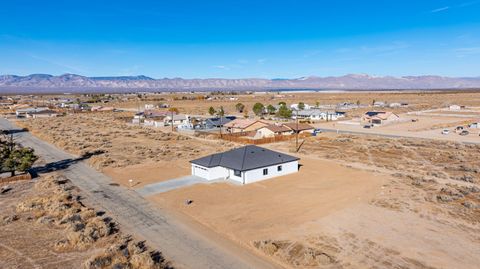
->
[441,129,449,135]
[455,126,464,133]
[459,130,469,136]
[363,125,372,129]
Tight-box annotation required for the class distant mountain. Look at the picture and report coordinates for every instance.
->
[1,73,480,94]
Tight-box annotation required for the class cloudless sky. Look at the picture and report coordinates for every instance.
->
[1,0,480,78]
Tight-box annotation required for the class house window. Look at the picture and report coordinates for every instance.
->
[277,165,282,172]
[234,170,241,177]
[263,168,268,175]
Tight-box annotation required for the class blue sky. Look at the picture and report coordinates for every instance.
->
[1,0,480,78]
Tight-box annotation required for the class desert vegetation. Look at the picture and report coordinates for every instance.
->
[17,112,234,170]
[0,173,171,269]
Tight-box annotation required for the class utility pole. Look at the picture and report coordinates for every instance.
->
[295,109,299,150]
[219,116,222,138]
[171,109,174,132]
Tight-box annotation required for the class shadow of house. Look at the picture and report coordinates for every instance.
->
[29,150,105,177]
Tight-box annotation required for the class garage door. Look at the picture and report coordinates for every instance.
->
[193,165,209,179]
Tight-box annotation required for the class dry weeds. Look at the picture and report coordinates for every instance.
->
[0,174,171,269]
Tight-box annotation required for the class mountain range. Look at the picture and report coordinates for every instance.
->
[1,73,480,94]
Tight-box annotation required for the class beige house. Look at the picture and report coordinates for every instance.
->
[254,125,292,139]
[224,119,268,133]
[362,111,400,125]
[283,123,315,134]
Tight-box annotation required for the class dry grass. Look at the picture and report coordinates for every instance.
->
[0,174,171,269]
[17,112,235,170]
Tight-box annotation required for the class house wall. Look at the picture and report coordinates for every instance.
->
[244,121,269,132]
[226,168,244,184]
[255,128,275,138]
[243,161,298,184]
[191,164,228,180]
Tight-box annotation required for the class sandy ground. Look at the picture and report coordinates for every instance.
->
[8,91,480,268]
[149,134,480,268]
[16,112,236,188]
[113,90,480,117]
[315,113,480,144]
[0,180,95,268]
[103,160,191,188]
[150,158,385,243]
[0,174,170,269]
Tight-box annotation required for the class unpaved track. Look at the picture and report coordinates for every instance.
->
[0,119,278,269]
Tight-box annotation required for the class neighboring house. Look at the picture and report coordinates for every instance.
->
[290,103,312,110]
[362,111,400,125]
[164,114,189,126]
[336,102,359,110]
[205,116,236,129]
[449,105,462,110]
[373,101,386,107]
[254,124,292,139]
[389,102,401,108]
[91,106,114,112]
[144,104,156,110]
[469,122,479,129]
[26,110,59,119]
[223,119,269,133]
[15,107,49,118]
[283,123,315,134]
[190,145,300,184]
[294,109,345,121]
[132,112,145,125]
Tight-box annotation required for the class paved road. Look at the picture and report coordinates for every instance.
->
[137,176,207,196]
[0,119,278,269]
[317,127,480,145]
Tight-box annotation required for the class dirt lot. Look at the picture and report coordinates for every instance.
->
[114,90,480,117]
[16,112,235,188]
[0,173,170,269]
[151,134,480,268]
[10,90,480,269]
[315,113,480,144]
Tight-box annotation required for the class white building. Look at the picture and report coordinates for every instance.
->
[293,109,345,121]
[15,107,49,118]
[164,114,189,126]
[190,145,300,184]
[290,103,312,110]
[449,105,462,110]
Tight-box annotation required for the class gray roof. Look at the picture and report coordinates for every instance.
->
[190,145,299,172]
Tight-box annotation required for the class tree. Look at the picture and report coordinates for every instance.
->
[217,106,225,117]
[315,101,320,108]
[298,102,305,110]
[235,103,245,113]
[277,105,292,119]
[278,101,287,107]
[266,104,276,115]
[356,100,361,106]
[0,134,38,177]
[372,99,376,106]
[208,106,216,116]
[168,107,179,114]
[252,103,265,116]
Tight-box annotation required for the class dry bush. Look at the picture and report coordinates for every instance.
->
[15,173,171,268]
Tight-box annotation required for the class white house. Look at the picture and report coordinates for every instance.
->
[25,110,59,118]
[293,109,345,121]
[449,105,462,110]
[190,145,300,184]
[15,107,49,118]
[290,103,312,110]
[164,114,189,126]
